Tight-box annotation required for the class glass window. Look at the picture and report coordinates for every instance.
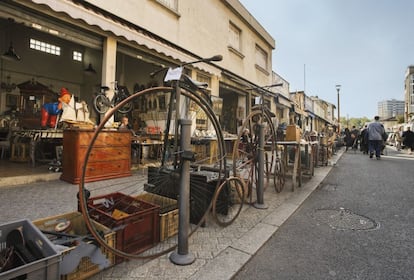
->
[29,38,60,56]
[73,51,82,62]
[229,22,241,51]
[196,73,211,89]
[255,44,268,71]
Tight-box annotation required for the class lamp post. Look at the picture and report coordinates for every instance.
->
[336,85,341,133]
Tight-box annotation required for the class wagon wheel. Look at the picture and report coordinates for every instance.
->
[78,86,227,260]
[232,109,277,204]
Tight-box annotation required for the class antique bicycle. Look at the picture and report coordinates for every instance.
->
[78,55,245,260]
[93,80,133,114]
[232,85,286,205]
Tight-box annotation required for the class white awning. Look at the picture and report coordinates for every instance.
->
[29,0,221,75]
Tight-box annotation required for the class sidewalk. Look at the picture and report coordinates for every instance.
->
[0,149,343,279]
[90,149,344,280]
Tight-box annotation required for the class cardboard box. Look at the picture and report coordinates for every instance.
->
[285,125,302,142]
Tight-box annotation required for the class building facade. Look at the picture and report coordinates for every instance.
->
[377,99,405,119]
[404,65,414,122]
[0,0,275,134]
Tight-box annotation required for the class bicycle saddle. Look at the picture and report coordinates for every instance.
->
[182,75,208,90]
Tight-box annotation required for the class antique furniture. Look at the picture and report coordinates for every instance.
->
[60,129,131,184]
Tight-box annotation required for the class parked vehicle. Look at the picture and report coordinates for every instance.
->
[386,133,396,146]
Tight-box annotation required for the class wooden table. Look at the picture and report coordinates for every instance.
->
[13,129,63,166]
[131,137,163,164]
[278,141,314,191]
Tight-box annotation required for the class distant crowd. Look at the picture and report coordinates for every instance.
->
[343,116,414,159]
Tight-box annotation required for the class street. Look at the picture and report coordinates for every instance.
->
[233,146,414,280]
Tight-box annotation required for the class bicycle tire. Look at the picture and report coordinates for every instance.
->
[78,86,227,260]
[116,95,133,114]
[93,94,111,114]
[212,176,245,226]
[273,158,285,193]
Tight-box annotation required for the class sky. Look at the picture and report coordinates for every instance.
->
[239,0,414,119]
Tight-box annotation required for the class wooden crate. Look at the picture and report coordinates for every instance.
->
[33,212,115,280]
[135,192,179,241]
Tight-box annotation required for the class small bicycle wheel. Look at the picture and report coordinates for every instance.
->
[116,96,133,114]
[273,158,285,193]
[78,85,227,260]
[93,94,110,114]
[212,176,245,226]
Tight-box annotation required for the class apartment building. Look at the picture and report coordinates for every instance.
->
[404,65,414,122]
[377,99,405,119]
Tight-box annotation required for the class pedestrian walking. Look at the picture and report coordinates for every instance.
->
[367,116,386,160]
[344,128,353,152]
[395,126,403,151]
[359,125,368,154]
[402,126,414,154]
[350,126,360,150]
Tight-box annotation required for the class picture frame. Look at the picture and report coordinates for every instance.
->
[6,94,19,107]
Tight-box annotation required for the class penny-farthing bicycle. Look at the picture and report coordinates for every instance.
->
[78,56,245,260]
[232,88,286,205]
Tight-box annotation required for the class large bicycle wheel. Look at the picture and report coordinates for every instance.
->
[78,86,227,260]
[212,176,245,226]
[232,108,277,203]
[93,94,110,114]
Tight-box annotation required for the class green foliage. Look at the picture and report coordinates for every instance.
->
[340,116,371,129]
[396,115,405,123]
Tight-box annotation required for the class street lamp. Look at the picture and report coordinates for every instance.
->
[336,84,341,133]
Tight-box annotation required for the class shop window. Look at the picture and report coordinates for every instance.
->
[29,38,60,56]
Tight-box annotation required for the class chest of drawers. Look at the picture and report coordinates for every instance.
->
[60,129,131,184]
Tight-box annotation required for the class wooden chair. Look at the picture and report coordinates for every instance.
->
[0,128,13,159]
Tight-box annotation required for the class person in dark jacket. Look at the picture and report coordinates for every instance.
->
[402,126,414,155]
[359,125,368,154]
[344,128,353,152]
[367,116,385,159]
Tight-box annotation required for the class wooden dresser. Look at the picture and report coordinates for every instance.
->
[60,129,131,184]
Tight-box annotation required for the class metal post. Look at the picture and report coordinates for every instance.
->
[254,123,268,209]
[170,119,195,265]
[336,85,341,134]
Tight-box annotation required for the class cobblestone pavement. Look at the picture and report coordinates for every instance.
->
[0,151,343,280]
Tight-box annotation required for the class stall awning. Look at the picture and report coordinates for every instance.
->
[27,0,221,75]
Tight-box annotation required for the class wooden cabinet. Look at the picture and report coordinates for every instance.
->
[60,129,131,184]
[17,80,56,129]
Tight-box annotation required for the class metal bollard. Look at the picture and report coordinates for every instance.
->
[254,123,268,209]
[169,119,195,265]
